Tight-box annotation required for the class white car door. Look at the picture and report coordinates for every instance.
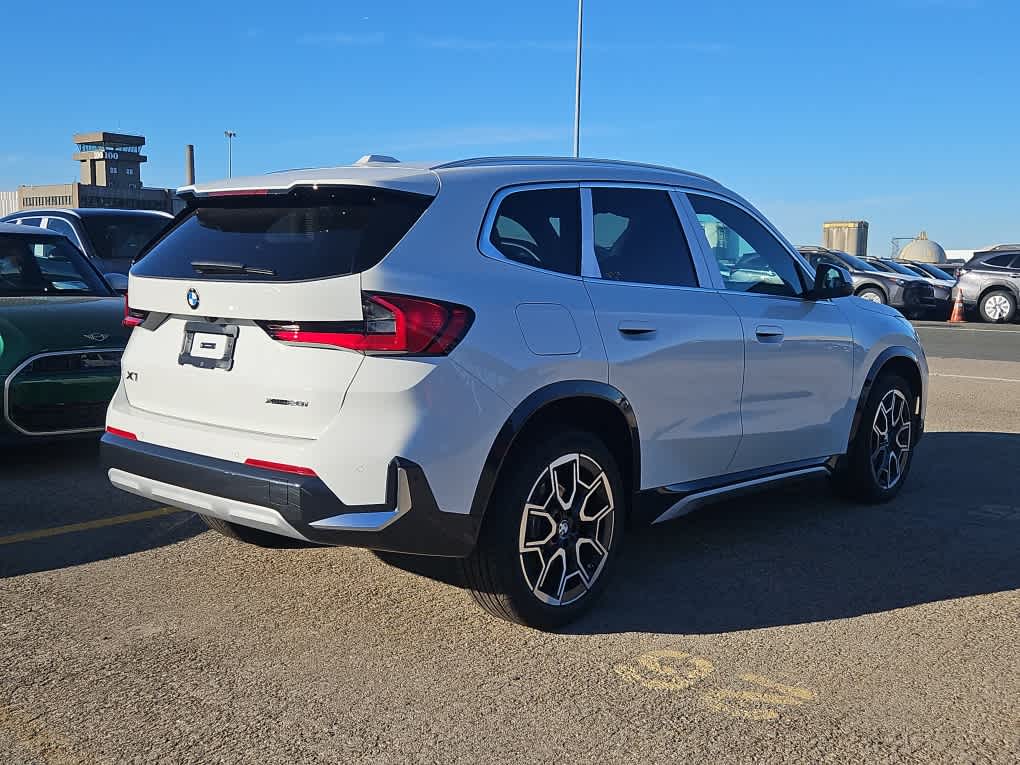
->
[685,192,855,472]
[581,185,745,488]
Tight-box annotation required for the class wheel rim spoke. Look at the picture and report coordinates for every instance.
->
[869,388,912,490]
[518,452,615,607]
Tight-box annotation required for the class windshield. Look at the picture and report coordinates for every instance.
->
[80,213,171,263]
[0,234,111,296]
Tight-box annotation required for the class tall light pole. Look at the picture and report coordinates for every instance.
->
[224,130,237,178]
[573,0,584,158]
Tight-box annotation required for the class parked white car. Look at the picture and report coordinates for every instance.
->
[103,156,928,628]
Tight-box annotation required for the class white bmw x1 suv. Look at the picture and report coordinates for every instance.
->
[104,155,927,629]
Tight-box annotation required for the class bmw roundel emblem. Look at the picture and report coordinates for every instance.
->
[186,288,200,310]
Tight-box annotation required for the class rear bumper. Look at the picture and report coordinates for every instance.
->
[101,434,480,556]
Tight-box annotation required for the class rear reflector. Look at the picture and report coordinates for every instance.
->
[123,293,148,328]
[244,458,317,477]
[259,292,473,355]
[106,426,138,440]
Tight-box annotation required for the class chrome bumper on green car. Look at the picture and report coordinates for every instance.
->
[2,349,123,438]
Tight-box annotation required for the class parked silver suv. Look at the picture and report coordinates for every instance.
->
[103,156,928,628]
[956,246,1020,322]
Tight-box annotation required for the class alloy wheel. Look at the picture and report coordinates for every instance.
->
[517,453,615,606]
[870,389,912,490]
[983,294,1012,321]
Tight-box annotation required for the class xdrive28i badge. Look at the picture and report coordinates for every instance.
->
[186,288,200,310]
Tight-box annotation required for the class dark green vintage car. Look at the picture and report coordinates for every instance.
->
[0,223,129,442]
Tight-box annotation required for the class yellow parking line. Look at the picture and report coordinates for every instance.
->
[0,506,184,546]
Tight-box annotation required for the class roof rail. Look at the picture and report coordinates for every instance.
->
[431,156,712,181]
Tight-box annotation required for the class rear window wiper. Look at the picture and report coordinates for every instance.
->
[190,260,276,276]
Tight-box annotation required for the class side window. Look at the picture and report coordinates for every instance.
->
[18,217,43,227]
[489,188,580,275]
[591,188,698,287]
[986,254,1016,268]
[44,217,78,244]
[687,194,804,297]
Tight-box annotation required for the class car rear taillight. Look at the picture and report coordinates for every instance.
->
[122,293,148,328]
[259,293,473,356]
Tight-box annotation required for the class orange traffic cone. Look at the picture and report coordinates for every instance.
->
[949,290,965,323]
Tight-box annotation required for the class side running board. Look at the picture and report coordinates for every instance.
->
[652,465,831,525]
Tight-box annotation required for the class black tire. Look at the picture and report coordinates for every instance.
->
[198,514,318,549]
[856,287,887,305]
[832,373,917,503]
[978,289,1016,324]
[460,429,625,630]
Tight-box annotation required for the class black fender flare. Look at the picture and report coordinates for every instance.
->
[847,345,923,447]
[468,381,640,519]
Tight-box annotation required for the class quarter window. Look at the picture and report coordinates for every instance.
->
[489,188,580,276]
[687,194,804,297]
[44,217,78,243]
[591,188,698,287]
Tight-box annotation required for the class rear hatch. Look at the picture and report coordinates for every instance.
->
[123,177,436,439]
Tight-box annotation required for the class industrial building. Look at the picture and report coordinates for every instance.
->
[11,132,177,213]
[823,220,869,256]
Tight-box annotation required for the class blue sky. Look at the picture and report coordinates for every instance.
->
[2,0,1017,252]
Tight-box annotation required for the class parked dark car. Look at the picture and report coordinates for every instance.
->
[955,246,1020,323]
[860,256,952,317]
[798,246,936,316]
[0,208,173,285]
[0,223,128,443]
[901,261,958,284]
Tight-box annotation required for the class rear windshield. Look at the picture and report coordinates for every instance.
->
[81,213,171,263]
[133,187,433,281]
[0,234,111,296]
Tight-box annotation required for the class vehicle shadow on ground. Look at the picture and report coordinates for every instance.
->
[381,431,1020,634]
[0,439,203,578]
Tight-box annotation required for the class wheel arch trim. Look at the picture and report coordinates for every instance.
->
[977,283,1019,306]
[847,345,923,447]
[468,381,640,519]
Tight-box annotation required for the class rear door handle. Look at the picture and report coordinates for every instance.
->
[618,320,657,336]
[755,324,784,343]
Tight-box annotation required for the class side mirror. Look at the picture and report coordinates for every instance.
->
[104,273,129,293]
[809,262,853,300]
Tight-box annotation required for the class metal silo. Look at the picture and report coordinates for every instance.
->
[823,221,869,256]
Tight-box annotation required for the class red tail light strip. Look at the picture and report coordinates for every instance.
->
[244,458,318,477]
[106,426,138,440]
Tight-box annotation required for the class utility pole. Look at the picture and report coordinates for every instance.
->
[224,130,237,178]
[573,0,583,158]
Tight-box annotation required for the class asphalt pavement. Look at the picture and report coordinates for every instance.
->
[1,321,1017,764]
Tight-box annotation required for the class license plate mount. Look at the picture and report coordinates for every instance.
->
[179,322,239,371]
